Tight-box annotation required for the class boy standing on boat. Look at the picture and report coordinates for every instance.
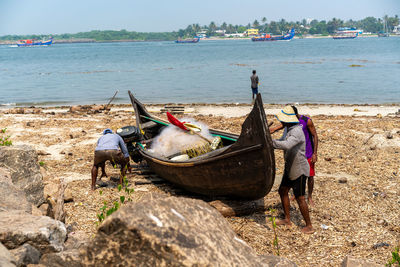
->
[270,106,318,206]
[91,129,130,190]
[250,70,259,101]
[272,106,314,234]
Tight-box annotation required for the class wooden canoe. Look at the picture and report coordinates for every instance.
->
[128,91,275,200]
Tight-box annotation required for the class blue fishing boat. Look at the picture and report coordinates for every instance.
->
[175,37,200,43]
[17,38,52,47]
[252,28,295,42]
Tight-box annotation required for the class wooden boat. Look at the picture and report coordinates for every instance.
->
[252,28,295,42]
[175,37,200,43]
[17,38,52,47]
[128,91,275,200]
[332,32,358,39]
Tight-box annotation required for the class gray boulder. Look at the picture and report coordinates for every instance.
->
[80,196,295,266]
[39,250,83,267]
[0,168,32,213]
[10,243,41,267]
[0,242,16,267]
[0,145,45,206]
[0,210,67,254]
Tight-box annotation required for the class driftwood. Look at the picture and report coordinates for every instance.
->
[54,180,67,223]
[209,199,266,217]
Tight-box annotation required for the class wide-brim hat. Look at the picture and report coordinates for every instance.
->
[103,128,113,135]
[275,106,299,123]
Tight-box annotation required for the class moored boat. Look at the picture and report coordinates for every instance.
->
[175,37,200,43]
[252,28,295,42]
[126,91,275,200]
[17,38,52,47]
[332,32,358,39]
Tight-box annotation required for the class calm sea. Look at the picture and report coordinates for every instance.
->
[0,37,399,106]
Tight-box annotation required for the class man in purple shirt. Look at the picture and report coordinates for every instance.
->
[91,129,130,190]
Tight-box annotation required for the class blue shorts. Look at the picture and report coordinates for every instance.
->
[252,87,258,94]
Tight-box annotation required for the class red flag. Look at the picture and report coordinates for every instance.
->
[166,112,188,131]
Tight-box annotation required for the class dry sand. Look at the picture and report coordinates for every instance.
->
[0,103,399,266]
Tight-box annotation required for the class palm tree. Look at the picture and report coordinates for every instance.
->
[221,22,227,31]
[262,17,267,24]
[253,20,260,29]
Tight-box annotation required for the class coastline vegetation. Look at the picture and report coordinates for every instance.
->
[0,15,398,42]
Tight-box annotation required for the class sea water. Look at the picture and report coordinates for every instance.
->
[0,37,399,106]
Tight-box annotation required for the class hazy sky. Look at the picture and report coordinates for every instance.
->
[0,0,399,35]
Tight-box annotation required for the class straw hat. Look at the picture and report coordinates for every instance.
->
[275,106,299,123]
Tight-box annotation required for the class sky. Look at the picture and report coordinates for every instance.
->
[0,0,399,36]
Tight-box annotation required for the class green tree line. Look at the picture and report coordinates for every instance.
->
[0,15,398,41]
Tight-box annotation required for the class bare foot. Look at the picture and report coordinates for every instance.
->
[128,166,132,173]
[301,226,315,234]
[308,197,314,207]
[276,219,292,227]
[91,185,96,191]
[100,173,108,178]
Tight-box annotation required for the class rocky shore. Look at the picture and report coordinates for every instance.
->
[0,103,399,266]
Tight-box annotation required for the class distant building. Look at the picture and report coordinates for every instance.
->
[336,27,363,35]
[196,30,208,38]
[215,30,226,36]
[393,25,400,35]
[245,28,259,36]
[225,32,245,38]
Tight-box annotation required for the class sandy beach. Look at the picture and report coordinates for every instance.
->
[0,103,399,266]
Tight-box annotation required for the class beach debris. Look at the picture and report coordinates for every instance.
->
[69,104,110,114]
[160,105,185,114]
[376,113,382,118]
[321,224,330,230]
[324,157,332,161]
[386,132,393,139]
[349,64,364,67]
[338,177,348,183]
[372,242,390,249]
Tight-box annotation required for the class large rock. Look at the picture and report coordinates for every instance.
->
[0,168,32,213]
[39,250,82,267]
[0,145,45,206]
[0,242,16,267]
[10,243,41,267]
[79,196,295,266]
[0,210,67,254]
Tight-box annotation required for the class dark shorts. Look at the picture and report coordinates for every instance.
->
[94,150,128,167]
[280,175,307,198]
[252,87,258,94]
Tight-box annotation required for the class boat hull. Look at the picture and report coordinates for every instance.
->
[17,39,52,47]
[252,29,295,42]
[175,38,200,43]
[129,91,275,200]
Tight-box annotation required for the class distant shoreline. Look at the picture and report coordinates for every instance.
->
[1,34,399,45]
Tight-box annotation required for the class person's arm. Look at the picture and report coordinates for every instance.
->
[256,76,259,85]
[117,135,130,158]
[269,122,283,134]
[307,119,318,163]
[272,131,302,151]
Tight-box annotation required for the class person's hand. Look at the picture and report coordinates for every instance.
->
[311,153,318,163]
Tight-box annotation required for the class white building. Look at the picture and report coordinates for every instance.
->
[393,25,400,35]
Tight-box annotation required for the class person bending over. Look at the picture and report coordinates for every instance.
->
[270,105,318,206]
[91,128,130,190]
[272,106,314,234]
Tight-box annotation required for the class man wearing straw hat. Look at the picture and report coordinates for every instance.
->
[272,106,314,234]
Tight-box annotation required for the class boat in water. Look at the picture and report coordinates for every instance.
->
[17,38,52,47]
[124,91,275,200]
[251,28,295,42]
[175,37,200,43]
[378,17,390,37]
[332,32,358,39]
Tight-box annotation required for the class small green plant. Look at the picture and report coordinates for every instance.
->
[96,164,134,224]
[39,161,45,167]
[269,208,280,256]
[0,128,12,146]
[387,246,400,267]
